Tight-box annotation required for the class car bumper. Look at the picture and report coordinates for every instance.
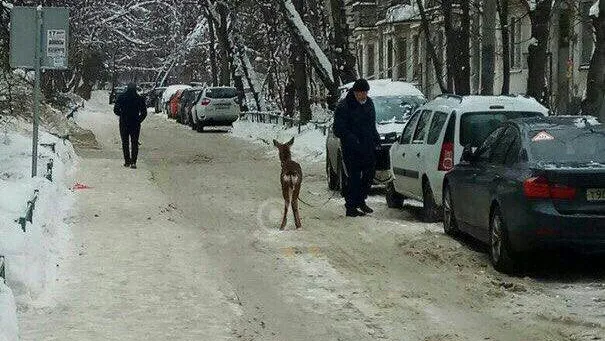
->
[508,202,605,254]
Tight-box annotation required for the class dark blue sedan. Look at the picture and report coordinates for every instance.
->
[443,116,605,273]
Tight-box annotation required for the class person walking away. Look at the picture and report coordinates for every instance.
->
[333,79,380,217]
[114,82,147,169]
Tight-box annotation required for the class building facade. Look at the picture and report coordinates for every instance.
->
[347,0,595,114]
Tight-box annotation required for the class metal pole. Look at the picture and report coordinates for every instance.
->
[32,7,42,177]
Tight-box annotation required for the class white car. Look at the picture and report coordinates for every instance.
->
[326,80,426,196]
[191,86,241,132]
[386,94,549,222]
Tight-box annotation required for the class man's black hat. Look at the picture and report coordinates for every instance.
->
[351,78,370,92]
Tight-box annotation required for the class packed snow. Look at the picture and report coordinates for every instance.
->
[0,118,77,341]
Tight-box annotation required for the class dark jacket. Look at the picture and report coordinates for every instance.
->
[114,89,147,127]
[333,91,380,167]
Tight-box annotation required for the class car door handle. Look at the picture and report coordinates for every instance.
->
[402,153,406,157]
[416,153,421,158]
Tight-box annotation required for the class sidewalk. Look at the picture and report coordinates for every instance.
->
[18,100,237,340]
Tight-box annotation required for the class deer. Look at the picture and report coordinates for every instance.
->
[273,137,303,230]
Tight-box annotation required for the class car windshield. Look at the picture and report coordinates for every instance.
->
[529,127,605,166]
[373,96,425,124]
[206,87,237,99]
[460,111,543,147]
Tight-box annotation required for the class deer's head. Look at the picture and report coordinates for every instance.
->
[273,137,294,162]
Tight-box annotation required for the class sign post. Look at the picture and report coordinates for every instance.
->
[10,6,69,177]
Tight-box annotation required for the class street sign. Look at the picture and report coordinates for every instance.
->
[10,6,69,70]
[9,6,69,177]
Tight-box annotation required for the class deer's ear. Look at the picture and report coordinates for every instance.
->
[287,137,294,146]
[273,139,280,147]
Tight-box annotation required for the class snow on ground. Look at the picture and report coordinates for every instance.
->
[231,119,327,163]
[0,117,77,341]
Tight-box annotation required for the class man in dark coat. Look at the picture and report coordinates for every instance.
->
[114,83,147,169]
[333,79,380,217]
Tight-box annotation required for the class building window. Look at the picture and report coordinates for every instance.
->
[387,39,393,78]
[367,44,375,78]
[397,37,407,80]
[581,1,594,66]
[510,17,523,69]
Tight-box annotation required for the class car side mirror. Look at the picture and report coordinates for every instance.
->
[461,145,475,163]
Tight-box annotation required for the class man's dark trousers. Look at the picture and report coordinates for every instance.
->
[120,120,141,165]
[344,159,375,210]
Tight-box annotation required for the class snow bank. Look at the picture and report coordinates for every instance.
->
[0,281,18,341]
[0,118,77,340]
[231,119,326,163]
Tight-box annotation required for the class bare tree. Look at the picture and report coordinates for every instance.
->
[481,0,497,95]
[497,0,511,94]
[582,0,605,121]
[527,1,554,104]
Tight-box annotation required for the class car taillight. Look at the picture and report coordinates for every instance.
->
[523,176,576,200]
[201,98,210,106]
[438,142,454,171]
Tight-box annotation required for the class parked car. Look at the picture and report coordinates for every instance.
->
[177,88,203,125]
[443,116,605,273]
[109,85,127,104]
[168,89,187,119]
[161,84,192,115]
[147,87,167,112]
[386,94,549,222]
[326,79,427,196]
[191,86,241,132]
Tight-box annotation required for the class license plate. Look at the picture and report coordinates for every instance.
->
[586,188,605,201]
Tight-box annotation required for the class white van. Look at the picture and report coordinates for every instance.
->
[387,95,549,221]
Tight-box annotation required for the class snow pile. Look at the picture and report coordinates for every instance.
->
[382,3,420,23]
[231,119,327,163]
[0,118,77,341]
[0,281,18,341]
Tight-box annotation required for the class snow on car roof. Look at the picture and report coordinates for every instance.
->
[340,79,425,98]
[162,84,192,102]
[429,95,549,115]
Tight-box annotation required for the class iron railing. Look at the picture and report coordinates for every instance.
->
[16,189,39,232]
[241,111,332,135]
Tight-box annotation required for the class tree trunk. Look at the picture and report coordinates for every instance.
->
[454,0,471,95]
[415,0,447,93]
[582,0,605,121]
[442,0,456,92]
[326,0,357,84]
[481,0,496,95]
[216,3,231,86]
[527,2,551,104]
[278,0,338,109]
[498,0,511,94]
[284,76,296,117]
[292,0,311,122]
[206,9,219,86]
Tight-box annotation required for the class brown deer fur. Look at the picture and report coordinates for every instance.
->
[273,137,303,230]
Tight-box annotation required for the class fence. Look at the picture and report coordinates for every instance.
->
[15,143,56,232]
[0,255,5,282]
[241,111,332,136]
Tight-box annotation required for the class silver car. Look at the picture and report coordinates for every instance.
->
[191,87,241,132]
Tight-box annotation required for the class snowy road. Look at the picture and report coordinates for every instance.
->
[19,93,605,340]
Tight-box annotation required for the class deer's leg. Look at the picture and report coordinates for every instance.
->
[292,182,302,229]
[280,181,290,230]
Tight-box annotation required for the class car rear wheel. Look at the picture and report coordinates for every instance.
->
[326,157,338,191]
[386,181,404,208]
[442,185,459,235]
[490,207,517,274]
[422,179,440,223]
[196,121,204,132]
